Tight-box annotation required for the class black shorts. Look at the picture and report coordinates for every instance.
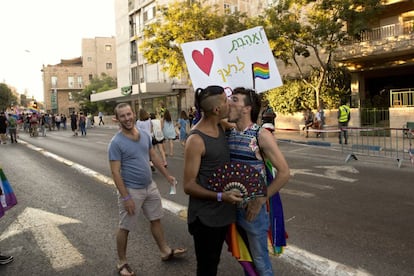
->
[152,137,164,145]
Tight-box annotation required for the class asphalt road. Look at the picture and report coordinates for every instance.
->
[0,126,413,276]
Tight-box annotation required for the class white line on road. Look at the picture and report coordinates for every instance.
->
[281,245,373,276]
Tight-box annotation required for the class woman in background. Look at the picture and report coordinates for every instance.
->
[177,110,189,147]
[162,109,176,157]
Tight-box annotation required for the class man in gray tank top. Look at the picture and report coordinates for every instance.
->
[183,85,243,276]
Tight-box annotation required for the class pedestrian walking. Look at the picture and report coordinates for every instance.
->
[0,112,8,144]
[162,109,176,157]
[108,103,186,276]
[70,111,78,136]
[79,112,87,136]
[98,111,105,125]
[7,114,18,143]
[177,110,189,146]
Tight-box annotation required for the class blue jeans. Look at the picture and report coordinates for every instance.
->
[237,204,273,276]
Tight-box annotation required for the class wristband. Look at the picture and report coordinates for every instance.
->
[122,195,132,201]
[217,192,222,202]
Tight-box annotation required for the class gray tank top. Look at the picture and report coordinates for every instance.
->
[187,127,236,227]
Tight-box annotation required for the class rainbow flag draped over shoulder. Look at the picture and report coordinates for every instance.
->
[252,62,270,80]
[0,167,18,218]
[265,160,287,255]
[226,160,287,275]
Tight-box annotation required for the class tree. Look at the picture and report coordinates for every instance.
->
[140,1,249,79]
[262,0,382,111]
[73,73,117,114]
[0,83,18,111]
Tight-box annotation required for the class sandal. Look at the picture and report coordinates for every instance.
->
[161,248,187,261]
[117,263,135,276]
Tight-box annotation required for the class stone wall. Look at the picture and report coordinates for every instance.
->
[275,108,360,130]
[389,107,414,129]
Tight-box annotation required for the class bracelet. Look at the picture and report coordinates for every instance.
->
[217,192,222,202]
[122,195,132,201]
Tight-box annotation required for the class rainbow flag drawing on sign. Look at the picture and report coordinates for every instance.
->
[252,62,270,80]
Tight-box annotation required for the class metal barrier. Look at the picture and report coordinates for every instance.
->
[341,127,414,168]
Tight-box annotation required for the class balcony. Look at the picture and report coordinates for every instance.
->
[336,20,414,63]
[390,88,414,107]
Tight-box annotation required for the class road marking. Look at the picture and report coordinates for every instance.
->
[0,207,84,271]
[290,179,334,190]
[290,166,358,183]
[280,188,315,198]
[19,138,368,275]
[281,244,373,276]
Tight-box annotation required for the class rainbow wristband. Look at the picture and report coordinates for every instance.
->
[122,195,132,201]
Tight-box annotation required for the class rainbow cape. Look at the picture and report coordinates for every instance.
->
[0,167,18,218]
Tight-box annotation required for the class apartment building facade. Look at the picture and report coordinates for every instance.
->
[91,0,271,119]
[335,0,414,127]
[42,37,117,115]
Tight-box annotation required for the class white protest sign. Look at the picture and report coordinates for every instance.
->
[181,26,282,93]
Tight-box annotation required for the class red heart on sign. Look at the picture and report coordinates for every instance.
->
[192,48,214,76]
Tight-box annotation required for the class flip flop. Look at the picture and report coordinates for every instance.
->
[161,248,187,261]
[117,263,135,276]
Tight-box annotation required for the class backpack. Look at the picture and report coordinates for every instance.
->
[8,117,17,128]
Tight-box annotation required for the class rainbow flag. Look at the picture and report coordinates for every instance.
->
[0,167,18,218]
[252,62,270,80]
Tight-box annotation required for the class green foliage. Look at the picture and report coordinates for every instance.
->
[73,73,117,114]
[262,0,381,111]
[0,83,18,111]
[140,1,250,79]
[265,80,313,114]
[139,0,381,113]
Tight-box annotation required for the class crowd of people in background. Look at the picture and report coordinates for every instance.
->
[0,110,101,143]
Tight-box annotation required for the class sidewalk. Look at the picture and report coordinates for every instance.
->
[275,128,340,147]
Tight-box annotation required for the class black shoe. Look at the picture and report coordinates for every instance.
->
[0,255,14,265]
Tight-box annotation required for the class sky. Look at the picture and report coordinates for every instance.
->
[0,0,116,102]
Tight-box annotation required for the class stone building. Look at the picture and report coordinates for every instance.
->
[42,37,117,115]
[336,0,414,128]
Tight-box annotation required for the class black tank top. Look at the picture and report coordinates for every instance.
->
[187,127,236,227]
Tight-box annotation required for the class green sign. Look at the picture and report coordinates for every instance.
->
[121,86,132,96]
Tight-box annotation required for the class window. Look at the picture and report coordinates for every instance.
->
[51,76,58,87]
[105,44,112,51]
[68,76,74,88]
[106,63,112,69]
[77,76,83,88]
[224,3,237,14]
[143,3,156,22]
[87,57,92,62]
[89,74,93,80]
[68,92,74,101]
